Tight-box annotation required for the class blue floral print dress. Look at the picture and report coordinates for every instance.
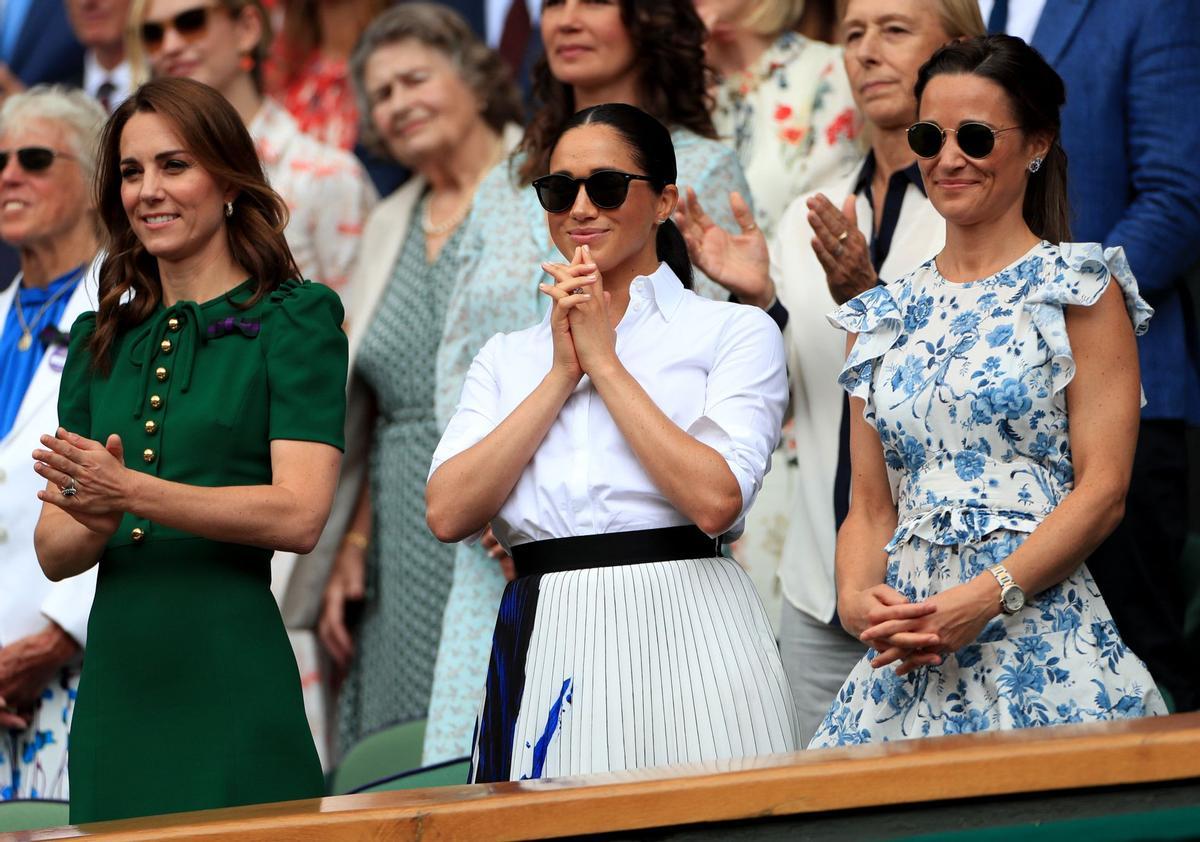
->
[810,241,1168,747]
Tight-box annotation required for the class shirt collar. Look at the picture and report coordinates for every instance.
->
[640,261,686,321]
[852,149,927,198]
[83,52,131,101]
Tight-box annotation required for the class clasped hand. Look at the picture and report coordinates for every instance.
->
[846,581,996,676]
[33,427,129,536]
[539,245,617,381]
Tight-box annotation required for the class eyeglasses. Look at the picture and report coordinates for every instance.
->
[0,147,75,173]
[907,121,1023,159]
[532,170,654,213]
[141,5,219,55]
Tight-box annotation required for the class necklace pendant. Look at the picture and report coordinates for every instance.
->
[17,332,33,351]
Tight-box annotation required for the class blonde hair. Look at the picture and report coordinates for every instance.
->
[835,0,985,40]
[742,0,807,38]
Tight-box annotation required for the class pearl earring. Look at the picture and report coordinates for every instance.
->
[1028,157,1043,173]
[224,201,233,218]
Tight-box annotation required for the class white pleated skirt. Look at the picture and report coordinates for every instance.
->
[470,555,800,782]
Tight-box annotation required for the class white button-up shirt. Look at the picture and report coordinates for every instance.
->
[431,262,788,551]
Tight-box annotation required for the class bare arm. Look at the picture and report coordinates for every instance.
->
[34,431,341,580]
[319,469,373,671]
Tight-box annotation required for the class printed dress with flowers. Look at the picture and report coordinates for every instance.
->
[810,241,1168,747]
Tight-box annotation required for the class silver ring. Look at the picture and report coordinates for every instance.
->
[571,287,585,295]
[60,477,78,497]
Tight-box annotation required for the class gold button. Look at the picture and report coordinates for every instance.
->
[143,448,156,463]
[149,394,163,409]
[131,527,145,543]
[145,420,158,435]
[160,339,172,354]
[155,366,168,382]
[167,317,180,331]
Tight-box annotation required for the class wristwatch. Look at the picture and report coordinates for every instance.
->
[988,564,1026,615]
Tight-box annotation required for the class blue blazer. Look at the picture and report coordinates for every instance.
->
[1032,0,1200,421]
[6,2,83,87]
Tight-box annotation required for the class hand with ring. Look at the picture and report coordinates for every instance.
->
[539,246,600,386]
[33,427,128,537]
[674,187,775,309]
[806,193,878,305]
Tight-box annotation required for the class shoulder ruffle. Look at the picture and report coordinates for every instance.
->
[268,277,345,320]
[68,310,98,342]
[1025,243,1153,397]
[825,282,904,402]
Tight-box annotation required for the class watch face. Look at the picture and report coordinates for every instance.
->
[1003,587,1025,613]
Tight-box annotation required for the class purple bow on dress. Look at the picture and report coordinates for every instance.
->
[205,317,261,340]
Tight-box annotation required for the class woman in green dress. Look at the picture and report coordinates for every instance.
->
[31,77,346,824]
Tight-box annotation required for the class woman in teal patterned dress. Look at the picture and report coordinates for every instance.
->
[309,6,523,755]
[422,0,765,765]
[812,36,1165,746]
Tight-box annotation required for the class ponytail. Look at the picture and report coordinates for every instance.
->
[656,219,694,290]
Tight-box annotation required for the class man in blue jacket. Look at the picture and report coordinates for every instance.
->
[984,0,1200,710]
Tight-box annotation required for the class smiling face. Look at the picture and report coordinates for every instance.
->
[364,39,483,167]
[842,0,953,131]
[144,0,260,93]
[0,119,91,250]
[545,122,676,281]
[119,111,233,266]
[541,0,638,93]
[916,73,1049,230]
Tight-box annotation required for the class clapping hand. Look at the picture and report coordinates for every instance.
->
[807,193,877,305]
[540,245,616,377]
[676,188,774,308]
[33,428,127,536]
[539,246,599,385]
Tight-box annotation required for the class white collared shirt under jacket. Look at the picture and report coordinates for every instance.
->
[430,262,788,552]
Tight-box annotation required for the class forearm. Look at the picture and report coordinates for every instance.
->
[34,505,109,581]
[835,505,897,635]
[122,472,334,554]
[589,361,743,536]
[427,371,576,542]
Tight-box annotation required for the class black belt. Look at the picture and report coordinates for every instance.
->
[510,525,720,579]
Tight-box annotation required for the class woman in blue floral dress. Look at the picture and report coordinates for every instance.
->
[811,35,1166,747]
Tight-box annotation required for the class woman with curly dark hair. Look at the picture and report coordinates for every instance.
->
[32,77,346,822]
[421,0,760,767]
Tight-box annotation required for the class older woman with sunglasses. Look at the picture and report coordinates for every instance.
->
[809,35,1166,745]
[0,86,104,803]
[135,0,375,315]
[427,103,798,782]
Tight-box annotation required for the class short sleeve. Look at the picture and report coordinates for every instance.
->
[1025,243,1154,397]
[825,282,904,403]
[685,305,788,537]
[430,333,504,479]
[57,312,97,436]
[264,280,348,449]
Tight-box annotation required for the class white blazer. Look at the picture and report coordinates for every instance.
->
[0,261,100,648]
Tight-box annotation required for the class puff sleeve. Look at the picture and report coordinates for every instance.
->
[264,280,349,450]
[1025,243,1154,398]
[57,312,97,436]
[825,282,905,406]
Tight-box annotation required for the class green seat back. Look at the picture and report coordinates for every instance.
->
[330,719,427,795]
[0,800,70,833]
[356,759,472,793]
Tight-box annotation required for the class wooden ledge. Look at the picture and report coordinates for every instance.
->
[9,712,1200,841]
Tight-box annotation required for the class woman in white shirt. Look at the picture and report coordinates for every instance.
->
[426,103,798,782]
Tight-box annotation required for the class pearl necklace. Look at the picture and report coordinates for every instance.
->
[420,196,472,237]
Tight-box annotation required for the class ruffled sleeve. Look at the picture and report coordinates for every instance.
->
[1025,243,1154,398]
[825,283,904,403]
[264,279,349,450]
[57,312,97,436]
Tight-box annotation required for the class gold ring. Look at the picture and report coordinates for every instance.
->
[837,230,849,242]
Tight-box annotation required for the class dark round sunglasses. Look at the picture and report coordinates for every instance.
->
[141,6,216,55]
[0,147,75,173]
[907,121,1022,160]
[532,170,654,213]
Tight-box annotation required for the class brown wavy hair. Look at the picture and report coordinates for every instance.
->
[89,77,299,373]
[517,0,716,184]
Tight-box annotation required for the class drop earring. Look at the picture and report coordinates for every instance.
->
[224,201,233,218]
[1028,157,1043,173]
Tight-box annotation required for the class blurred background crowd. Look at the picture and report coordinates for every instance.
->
[1,0,1198,799]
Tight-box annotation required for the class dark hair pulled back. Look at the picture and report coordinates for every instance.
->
[89,78,299,373]
[915,34,1071,243]
[518,0,715,185]
[554,103,693,288]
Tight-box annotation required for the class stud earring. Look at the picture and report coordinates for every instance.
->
[1028,157,1043,173]
[224,201,233,218]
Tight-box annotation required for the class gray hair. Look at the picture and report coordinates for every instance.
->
[0,85,107,183]
[349,2,522,160]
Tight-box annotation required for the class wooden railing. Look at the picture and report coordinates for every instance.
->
[6,712,1200,841]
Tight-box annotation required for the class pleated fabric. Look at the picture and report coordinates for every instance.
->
[471,556,799,782]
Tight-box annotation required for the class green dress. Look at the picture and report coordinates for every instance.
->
[336,206,459,752]
[58,279,346,824]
